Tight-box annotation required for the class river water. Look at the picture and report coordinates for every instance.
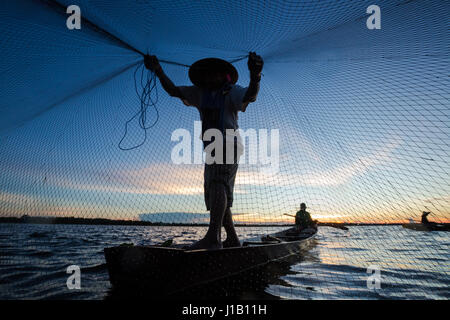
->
[0,223,448,299]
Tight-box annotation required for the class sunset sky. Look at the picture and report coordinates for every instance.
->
[1,60,448,224]
[0,0,448,224]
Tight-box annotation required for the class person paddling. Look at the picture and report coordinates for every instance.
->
[421,211,435,225]
[144,52,263,250]
[295,203,317,231]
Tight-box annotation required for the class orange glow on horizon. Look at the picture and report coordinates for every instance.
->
[1,189,448,225]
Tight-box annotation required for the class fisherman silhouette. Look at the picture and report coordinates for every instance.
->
[144,52,263,249]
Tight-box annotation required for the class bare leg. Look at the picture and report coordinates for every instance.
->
[187,183,226,250]
[222,207,241,247]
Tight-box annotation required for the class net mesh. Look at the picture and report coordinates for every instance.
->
[0,0,448,299]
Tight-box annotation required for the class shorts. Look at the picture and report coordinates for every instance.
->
[203,134,242,211]
[204,162,239,211]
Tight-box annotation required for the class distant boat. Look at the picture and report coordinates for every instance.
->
[402,223,450,232]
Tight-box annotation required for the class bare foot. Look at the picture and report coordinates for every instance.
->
[222,238,241,248]
[185,237,222,250]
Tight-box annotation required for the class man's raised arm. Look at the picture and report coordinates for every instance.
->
[243,52,263,107]
[144,55,183,99]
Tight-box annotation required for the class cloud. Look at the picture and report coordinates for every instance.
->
[1,137,400,199]
[0,190,124,217]
[139,212,209,224]
[278,125,323,162]
[237,138,400,187]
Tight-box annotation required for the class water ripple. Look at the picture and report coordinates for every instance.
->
[0,224,448,300]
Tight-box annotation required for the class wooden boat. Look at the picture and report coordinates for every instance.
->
[402,223,450,232]
[104,227,317,295]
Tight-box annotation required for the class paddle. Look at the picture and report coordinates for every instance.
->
[283,214,349,231]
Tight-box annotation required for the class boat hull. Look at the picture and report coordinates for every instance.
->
[402,223,450,232]
[104,229,316,295]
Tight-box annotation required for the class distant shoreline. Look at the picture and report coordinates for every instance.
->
[0,216,403,227]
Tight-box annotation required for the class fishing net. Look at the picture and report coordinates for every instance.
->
[0,0,448,299]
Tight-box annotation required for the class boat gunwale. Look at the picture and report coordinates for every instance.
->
[104,228,317,254]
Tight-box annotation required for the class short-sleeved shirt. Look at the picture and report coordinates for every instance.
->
[178,84,248,132]
[179,85,248,161]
